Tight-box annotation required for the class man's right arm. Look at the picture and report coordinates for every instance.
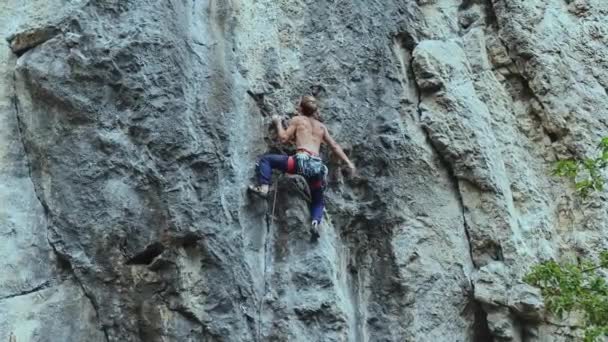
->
[323,126,355,172]
[273,115,297,144]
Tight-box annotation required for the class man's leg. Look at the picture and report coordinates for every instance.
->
[308,179,325,223]
[250,154,295,196]
[308,178,324,239]
[257,154,296,184]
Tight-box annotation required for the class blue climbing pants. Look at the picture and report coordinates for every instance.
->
[256,151,327,223]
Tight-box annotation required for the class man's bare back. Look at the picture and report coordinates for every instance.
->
[289,116,324,154]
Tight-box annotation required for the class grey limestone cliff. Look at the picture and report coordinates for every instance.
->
[1,0,608,341]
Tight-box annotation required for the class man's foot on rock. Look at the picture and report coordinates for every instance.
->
[248,184,269,199]
[310,220,320,241]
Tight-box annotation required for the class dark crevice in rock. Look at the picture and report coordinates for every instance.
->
[165,302,217,339]
[11,75,51,217]
[0,281,52,301]
[484,0,499,30]
[420,125,478,268]
[457,0,498,32]
[309,84,326,97]
[492,241,504,262]
[169,232,202,249]
[394,32,421,105]
[458,0,474,11]
[126,242,166,265]
[171,306,203,325]
[11,70,110,342]
[545,129,559,143]
[54,248,74,272]
[7,26,61,56]
[246,90,272,117]
[519,320,534,342]
[472,301,494,342]
[394,32,417,52]
[164,304,222,340]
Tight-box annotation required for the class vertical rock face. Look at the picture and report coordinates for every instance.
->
[1,0,607,341]
[0,1,107,341]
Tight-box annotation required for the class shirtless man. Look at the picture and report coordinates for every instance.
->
[249,96,355,234]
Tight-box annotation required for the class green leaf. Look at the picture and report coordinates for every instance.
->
[592,178,605,191]
[583,158,597,170]
[598,137,608,150]
[576,180,593,196]
[600,252,608,268]
[554,160,579,178]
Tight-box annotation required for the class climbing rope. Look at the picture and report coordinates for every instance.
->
[258,179,278,342]
[270,179,278,223]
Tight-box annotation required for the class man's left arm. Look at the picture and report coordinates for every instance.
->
[273,115,297,143]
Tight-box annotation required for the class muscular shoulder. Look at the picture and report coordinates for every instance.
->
[316,121,327,133]
[290,116,305,125]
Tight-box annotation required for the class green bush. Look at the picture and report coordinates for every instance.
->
[553,137,608,197]
[524,252,608,341]
[525,137,608,341]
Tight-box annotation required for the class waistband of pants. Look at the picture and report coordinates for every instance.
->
[295,148,319,157]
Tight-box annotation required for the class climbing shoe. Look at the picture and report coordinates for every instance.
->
[310,220,320,241]
[248,184,269,199]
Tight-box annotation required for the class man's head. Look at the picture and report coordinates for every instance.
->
[299,96,318,117]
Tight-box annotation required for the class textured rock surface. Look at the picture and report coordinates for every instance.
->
[1,0,608,341]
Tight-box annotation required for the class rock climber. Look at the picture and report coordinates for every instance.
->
[248,95,356,236]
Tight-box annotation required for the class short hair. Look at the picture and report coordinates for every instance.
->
[300,96,318,117]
